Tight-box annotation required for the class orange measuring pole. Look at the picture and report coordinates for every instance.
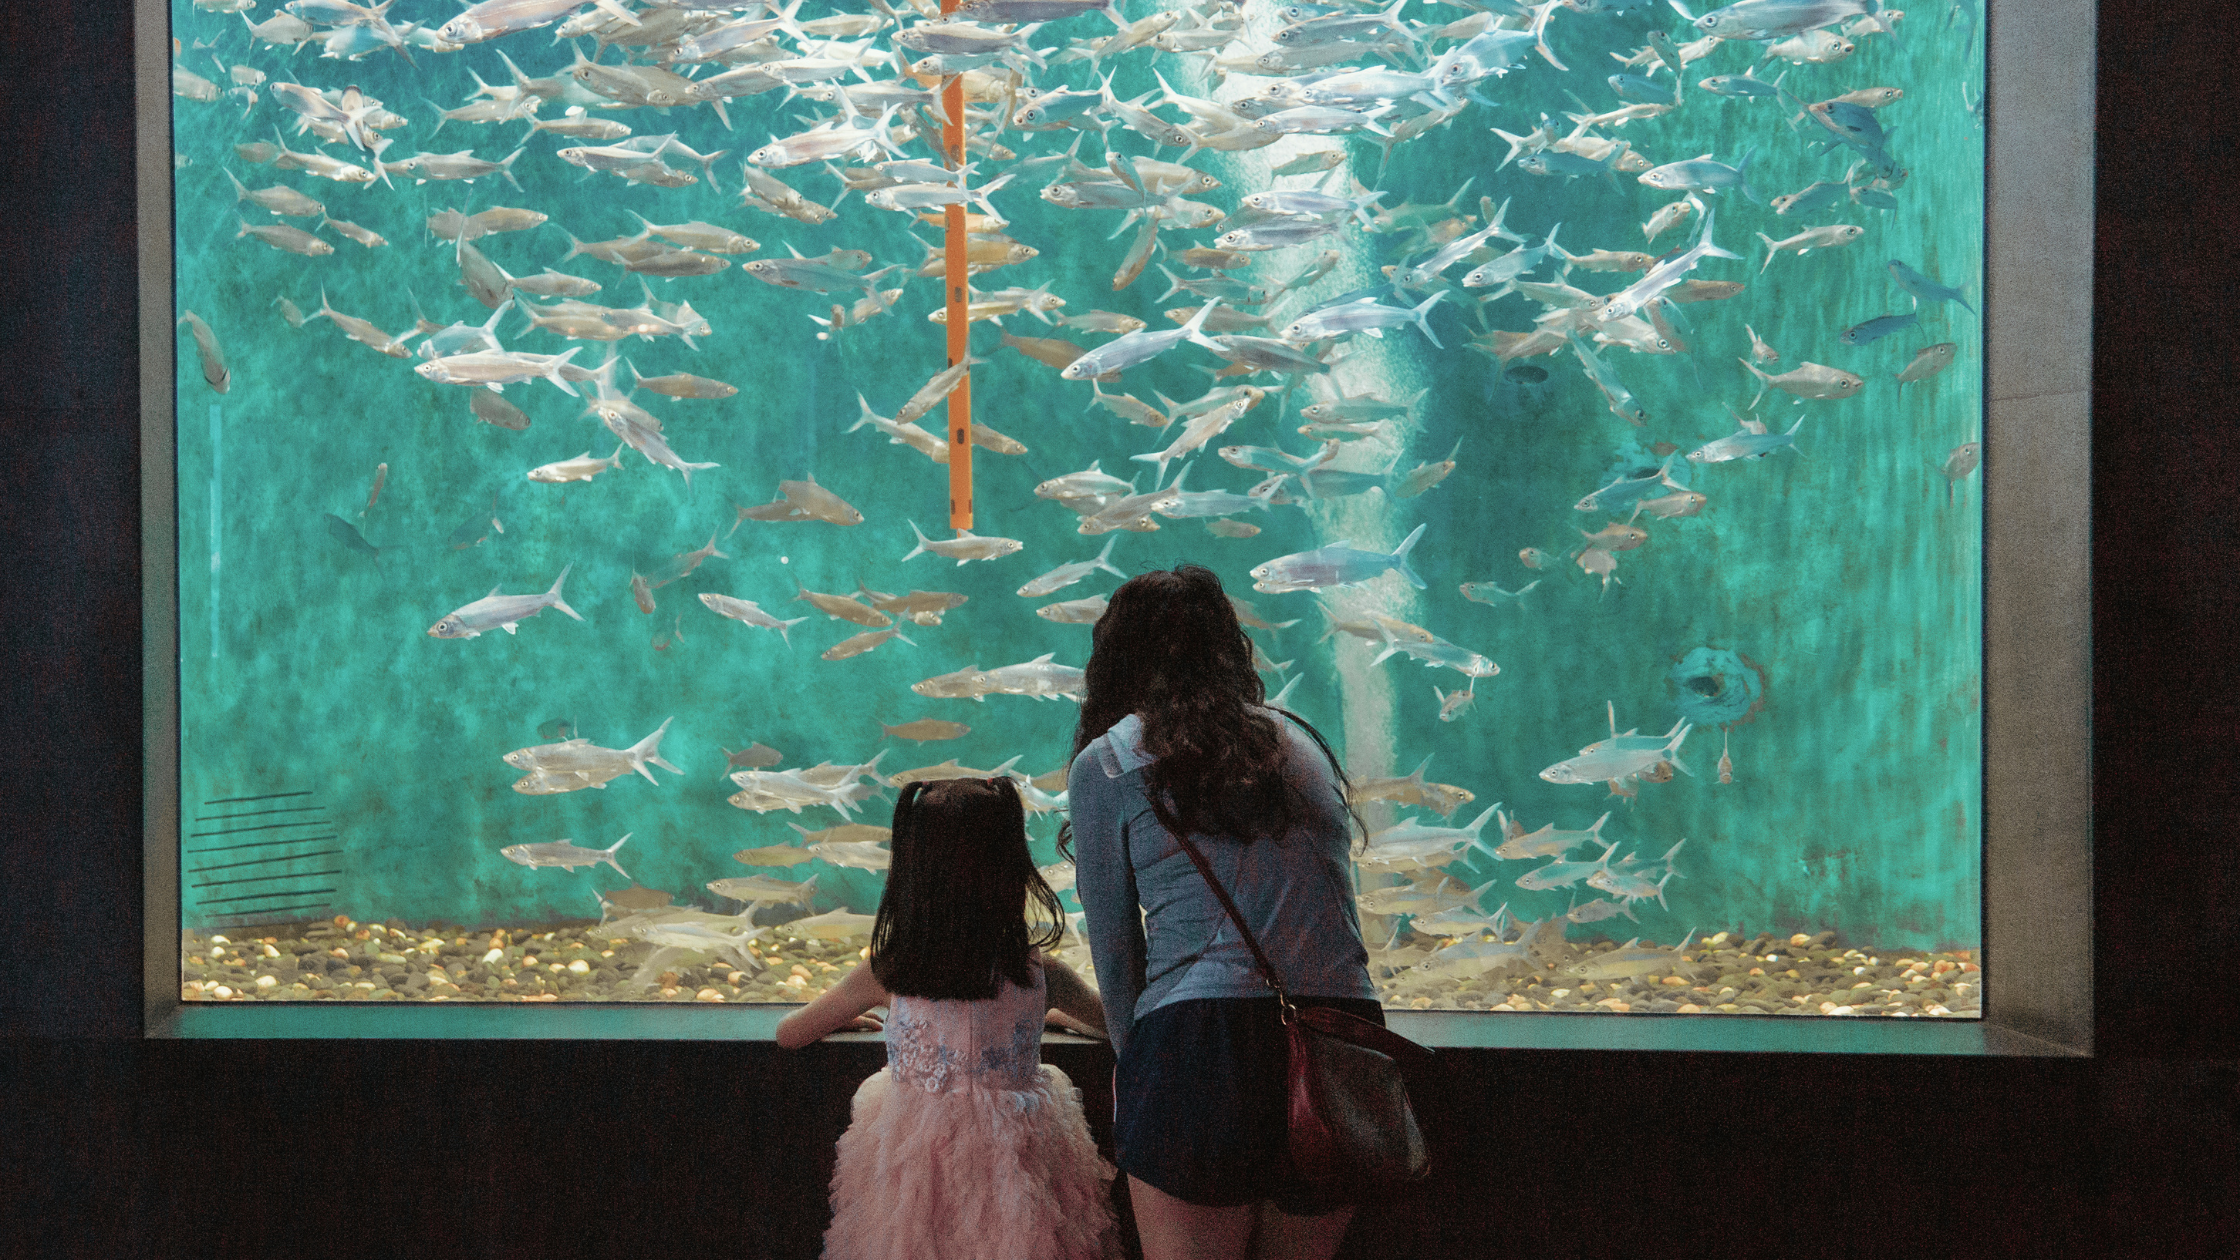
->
[940,0,973,531]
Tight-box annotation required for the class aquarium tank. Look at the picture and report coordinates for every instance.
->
[169,0,1984,1020]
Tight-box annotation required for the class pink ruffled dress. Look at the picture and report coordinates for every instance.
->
[824,953,1121,1260]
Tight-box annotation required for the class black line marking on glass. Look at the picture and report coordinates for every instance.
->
[189,870,345,890]
[187,820,334,838]
[187,850,343,875]
[194,805,327,823]
[197,888,341,907]
[184,835,340,855]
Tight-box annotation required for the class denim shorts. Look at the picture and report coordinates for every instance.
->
[1113,994,1388,1216]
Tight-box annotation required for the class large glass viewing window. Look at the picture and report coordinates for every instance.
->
[144,0,2090,1053]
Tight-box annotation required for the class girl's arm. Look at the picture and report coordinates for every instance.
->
[1042,956,1108,1038]
[774,960,891,1050]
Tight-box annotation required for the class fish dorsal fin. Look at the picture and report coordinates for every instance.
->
[487,585,504,597]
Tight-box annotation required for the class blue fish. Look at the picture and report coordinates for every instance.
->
[324,513,386,569]
[1839,312,1918,346]
[1697,71,1785,98]
[1607,74,1679,106]
[1887,260,1978,315]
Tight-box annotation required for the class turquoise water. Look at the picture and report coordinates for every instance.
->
[172,0,1981,976]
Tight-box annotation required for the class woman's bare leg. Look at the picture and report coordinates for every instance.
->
[1128,1175,1256,1260]
[1250,1199,1356,1260]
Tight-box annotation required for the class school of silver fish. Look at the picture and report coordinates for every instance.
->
[174,0,1980,982]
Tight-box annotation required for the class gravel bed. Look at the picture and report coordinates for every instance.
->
[182,920,1982,1019]
[180,916,868,1004]
[1373,929,1984,1017]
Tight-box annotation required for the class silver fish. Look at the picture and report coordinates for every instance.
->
[1514,840,1620,891]
[1896,342,1959,384]
[235,217,334,257]
[1561,931,1697,982]
[1539,716,1692,790]
[177,311,230,393]
[822,626,916,661]
[708,872,822,905]
[902,521,1023,565]
[1738,359,1864,405]
[784,907,879,940]
[1251,524,1427,594]
[500,832,631,878]
[1037,595,1109,623]
[976,652,1085,701]
[1493,810,1611,861]
[1061,300,1224,380]
[417,346,583,395]
[1941,441,1982,501]
[1756,223,1866,273]
[526,445,624,483]
[504,718,680,790]
[429,565,583,638]
[1017,536,1125,597]
[700,594,809,644]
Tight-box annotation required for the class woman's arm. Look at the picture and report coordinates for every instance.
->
[1042,956,1108,1038]
[774,960,890,1050]
[1070,751,1147,1055]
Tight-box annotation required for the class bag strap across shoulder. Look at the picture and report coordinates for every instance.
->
[1170,831,1293,1013]
[1172,831,1433,1067]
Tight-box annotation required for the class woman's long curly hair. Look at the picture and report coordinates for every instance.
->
[871,778,1064,1001]
[1058,565,1356,856]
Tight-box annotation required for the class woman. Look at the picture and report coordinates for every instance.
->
[1065,565,1381,1260]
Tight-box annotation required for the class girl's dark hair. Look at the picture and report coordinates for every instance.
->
[870,778,1064,1001]
[1059,564,1358,857]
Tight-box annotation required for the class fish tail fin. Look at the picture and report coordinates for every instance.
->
[1530,0,1568,71]
[548,564,585,621]
[1390,522,1428,589]
[1698,208,1741,261]
[1180,297,1225,352]
[1095,534,1124,578]
[1464,804,1499,838]
[1755,231,1777,274]
[604,832,633,881]
[902,519,929,561]
[1736,356,1771,408]
[1410,290,1446,349]
[680,460,720,493]
[778,616,808,646]
[633,718,679,780]
[545,345,584,397]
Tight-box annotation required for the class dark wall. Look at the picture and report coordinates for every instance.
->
[1,5,2232,1258]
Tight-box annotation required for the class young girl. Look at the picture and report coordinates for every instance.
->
[777,777,1121,1260]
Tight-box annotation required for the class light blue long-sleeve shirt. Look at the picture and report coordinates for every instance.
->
[1069,710,1376,1056]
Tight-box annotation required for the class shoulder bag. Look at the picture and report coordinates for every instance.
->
[1169,831,1434,1192]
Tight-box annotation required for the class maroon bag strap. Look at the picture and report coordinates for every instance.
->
[1172,831,1435,1065]
[1169,831,1294,1013]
